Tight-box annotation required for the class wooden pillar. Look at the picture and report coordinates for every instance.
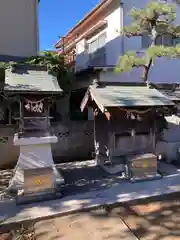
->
[152,111,156,150]
[107,117,112,164]
[19,97,24,134]
[93,108,97,157]
[44,98,50,131]
[8,102,12,125]
[131,114,136,153]
[131,128,135,153]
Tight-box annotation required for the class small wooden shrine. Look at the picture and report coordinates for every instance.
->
[81,82,174,182]
[5,64,64,203]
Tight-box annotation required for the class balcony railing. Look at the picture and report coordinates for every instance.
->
[65,46,107,72]
[87,46,106,67]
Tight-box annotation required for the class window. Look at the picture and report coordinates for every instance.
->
[88,39,99,54]
[156,35,173,46]
[141,33,152,49]
[98,33,107,48]
[173,38,180,46]
[88,32,106,57]
[88,32,106,54]
[87,32,107,66]
[142,33,173,48]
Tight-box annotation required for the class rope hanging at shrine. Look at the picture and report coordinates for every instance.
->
[24,98,44,113]
[117,107,153,121]
[118,107,153,114]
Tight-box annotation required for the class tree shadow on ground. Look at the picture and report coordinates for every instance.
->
[101,193,180,240]
[59,163,125,196]
[2,193,180,240]
[34,207,134,240]
[2,162,180,240]
[34,193,180,240]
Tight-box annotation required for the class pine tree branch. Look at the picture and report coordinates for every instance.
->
[175,0,180,5]
[142,58,152,83]
[123,23,148,37]
[148,45,180,58]
[115,51,145,73]
[123,1,177,37]
[116,1,180,82]
[129,2,176,22]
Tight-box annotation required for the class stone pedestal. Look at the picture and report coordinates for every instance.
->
[126,153,161,182]
[8,134,64,199]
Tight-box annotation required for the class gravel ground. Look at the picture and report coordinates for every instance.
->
[0,169,14,201]
[59,164,124,196]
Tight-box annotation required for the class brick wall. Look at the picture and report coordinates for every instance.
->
[0,121,94,169]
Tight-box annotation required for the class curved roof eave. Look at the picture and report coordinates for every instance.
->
[54,0,112,49]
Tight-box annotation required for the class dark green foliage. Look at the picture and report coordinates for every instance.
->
[0,51,73,93]
[116,1,180,82]
[26,51,73,93]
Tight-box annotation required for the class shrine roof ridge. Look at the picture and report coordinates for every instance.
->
[80,84,175,112]
[4,67,63,94]
[94,81,148,87]
[10,64,48,72]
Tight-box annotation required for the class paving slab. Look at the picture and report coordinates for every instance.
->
[116,196,180,240]
[1,174,180,226]
[34,209,137,240]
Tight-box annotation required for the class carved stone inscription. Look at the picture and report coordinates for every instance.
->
[24,167,54,195]
[128,154,158,179]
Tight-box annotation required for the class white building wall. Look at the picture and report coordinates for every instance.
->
[76,0,123,70]
[100,0,180,83]
[76,39,89,71]
[105,6,122,66]
[122,0,180,84]
[76,0,180,84]
[0,0,39,57]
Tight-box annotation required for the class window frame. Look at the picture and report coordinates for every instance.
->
[141,33,175,49]
[87,32,107,66]
[87,32,107,54]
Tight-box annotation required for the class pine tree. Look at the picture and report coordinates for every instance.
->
[116,1,180,82]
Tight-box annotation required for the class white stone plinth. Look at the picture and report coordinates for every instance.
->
[8,134,64,192]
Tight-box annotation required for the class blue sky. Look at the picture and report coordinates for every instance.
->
[39,0,100,51]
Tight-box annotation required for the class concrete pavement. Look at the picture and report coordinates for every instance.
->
[1,173,180,226]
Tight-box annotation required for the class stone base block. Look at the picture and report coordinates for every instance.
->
[16,190,63,205]
[130,173,162,183]
[8,134,65,200]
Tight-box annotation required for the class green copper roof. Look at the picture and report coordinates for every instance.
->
[157,89,180,101]
[4,66,63,94]
[89,83,174,109]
